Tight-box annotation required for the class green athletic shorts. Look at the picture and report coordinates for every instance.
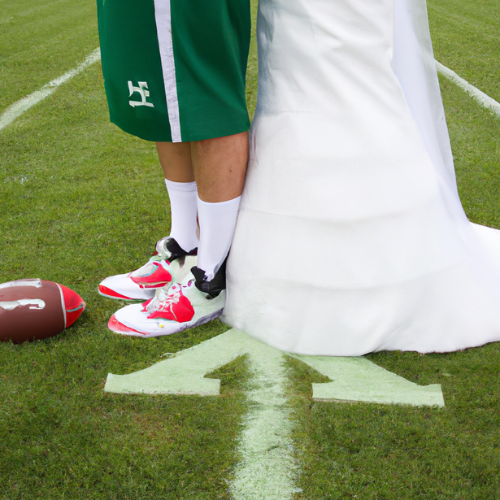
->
[97,0,251,142]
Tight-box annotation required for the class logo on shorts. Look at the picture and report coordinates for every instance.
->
[128,81,154,108]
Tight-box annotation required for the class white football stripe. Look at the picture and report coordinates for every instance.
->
[57,284,67,329]
[0,48,101,132]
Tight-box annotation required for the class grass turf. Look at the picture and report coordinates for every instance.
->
[428,0,500,102]
[1,0,500,498]
[0,0,100,111]
[288,346,500,499]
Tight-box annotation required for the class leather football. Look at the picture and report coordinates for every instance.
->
[0,279,85,343]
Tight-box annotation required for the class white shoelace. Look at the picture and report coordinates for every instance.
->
[147,281,194,314]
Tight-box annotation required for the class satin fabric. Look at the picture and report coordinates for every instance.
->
[222,0,500,355]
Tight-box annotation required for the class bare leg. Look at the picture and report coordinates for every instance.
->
[156,141,195,182]
[190,131,249,202]
[156,132,248,196]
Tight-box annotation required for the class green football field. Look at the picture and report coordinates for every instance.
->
[1,0,500,498]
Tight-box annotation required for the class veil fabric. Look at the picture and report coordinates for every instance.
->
[222,0,500,355]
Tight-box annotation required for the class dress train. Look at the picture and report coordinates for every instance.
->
[222,0,500,355]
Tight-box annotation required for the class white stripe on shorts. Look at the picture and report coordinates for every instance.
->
[154,0,182,142]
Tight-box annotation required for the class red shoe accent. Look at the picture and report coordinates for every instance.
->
[141,298,153,312]
[147,293,195,323]
[99,285,134,300]
[138,283,166,290]
[108,314,146,335]
[59,284,86,328]
[130,262,172,288]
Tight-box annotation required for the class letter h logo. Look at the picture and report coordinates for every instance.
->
[128,81,154,108]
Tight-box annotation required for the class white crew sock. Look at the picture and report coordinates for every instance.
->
[165,179,199,252]
[196,195,241,281]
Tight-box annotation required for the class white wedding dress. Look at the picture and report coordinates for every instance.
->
[222,0,500,355]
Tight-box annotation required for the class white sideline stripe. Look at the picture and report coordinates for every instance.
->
[436,60,500,118]
[0,48,101,132]
[154,0,182,142]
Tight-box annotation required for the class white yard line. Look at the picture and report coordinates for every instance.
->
[105,330,301,499]
[0,48,101,132]
[230,341,300,500]
[436,60,500,118]
[106,329,301,499]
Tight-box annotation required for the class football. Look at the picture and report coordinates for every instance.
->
[0,279,86,343]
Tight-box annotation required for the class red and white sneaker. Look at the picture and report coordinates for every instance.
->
[108,270,225,337]
[98,237,197,301]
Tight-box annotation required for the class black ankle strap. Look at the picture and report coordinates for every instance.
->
[191,259,227,298]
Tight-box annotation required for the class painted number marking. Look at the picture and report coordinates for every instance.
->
[105,329,444,499]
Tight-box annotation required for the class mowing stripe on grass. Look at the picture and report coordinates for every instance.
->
[436,61,500,118]
[0,48,101,132]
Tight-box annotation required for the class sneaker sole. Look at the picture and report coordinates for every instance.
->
[108,308,223,338]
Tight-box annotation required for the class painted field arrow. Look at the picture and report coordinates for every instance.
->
[291,353,444,406]
[104,329,443,407]
[105,329,444,500]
